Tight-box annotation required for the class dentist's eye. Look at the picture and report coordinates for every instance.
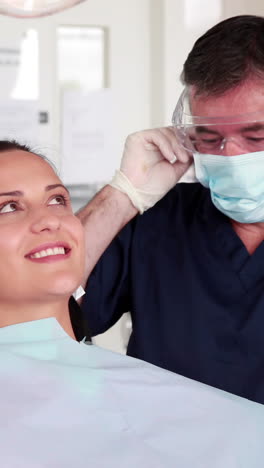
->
[0,201,19,214]
[246,137,264,142]
[48,195,68,206]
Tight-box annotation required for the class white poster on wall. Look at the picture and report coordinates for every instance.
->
[61,89,119,185]
[0,42,20,99]
[0,99,39,144]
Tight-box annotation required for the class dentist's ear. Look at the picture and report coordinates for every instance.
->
[72,285,85,301]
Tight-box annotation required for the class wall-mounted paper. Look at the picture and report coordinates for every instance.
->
[0,99,38,144]
[61,89,119,185]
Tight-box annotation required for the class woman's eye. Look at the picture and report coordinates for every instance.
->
[48,195,67,206]
[0,202,18,214]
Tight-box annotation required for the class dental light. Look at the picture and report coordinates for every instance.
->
[0,0,85,18]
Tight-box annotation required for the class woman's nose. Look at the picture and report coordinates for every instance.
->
[30,211,61,234]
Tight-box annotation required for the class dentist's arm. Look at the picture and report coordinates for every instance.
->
[77,184,137,280]
[77,127,192,280]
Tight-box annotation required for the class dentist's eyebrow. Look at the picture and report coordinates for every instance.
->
[45,184,70,194]
[241,124,264,132]
[195,126,221,135]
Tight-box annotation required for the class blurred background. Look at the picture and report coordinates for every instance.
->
[0,0,263,352]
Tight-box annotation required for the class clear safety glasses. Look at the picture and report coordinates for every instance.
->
[172,89,264,155]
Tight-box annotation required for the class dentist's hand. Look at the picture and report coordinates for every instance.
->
[110,127,192,213]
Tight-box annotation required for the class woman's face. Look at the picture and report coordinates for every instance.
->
[0,149,85,305]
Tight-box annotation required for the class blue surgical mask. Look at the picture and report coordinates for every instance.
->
[193,151,264,223]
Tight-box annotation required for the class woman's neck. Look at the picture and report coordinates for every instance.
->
[0,299,75,339]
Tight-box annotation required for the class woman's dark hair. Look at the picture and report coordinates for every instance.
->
[0,140,32,154]
[182,15,264,95]
[0,139,57,172]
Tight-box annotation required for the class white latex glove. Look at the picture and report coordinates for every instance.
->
[110,127,192,213]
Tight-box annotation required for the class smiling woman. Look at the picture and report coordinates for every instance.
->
[0,140,85,339]
[1,138,264,468]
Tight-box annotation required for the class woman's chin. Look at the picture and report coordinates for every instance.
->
[45,275,82,299]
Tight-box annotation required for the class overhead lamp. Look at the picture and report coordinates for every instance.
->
[0,0,85,18]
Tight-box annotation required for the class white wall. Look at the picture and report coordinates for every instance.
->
[1,0,264,352]
[163,0,264,125]
[0,0,153,167]
[163,0,224,124]
[222,0,264,16]
[1,0,264,161]
[0,0,154,353]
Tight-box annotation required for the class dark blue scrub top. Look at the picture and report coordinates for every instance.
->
[82,183,264,404]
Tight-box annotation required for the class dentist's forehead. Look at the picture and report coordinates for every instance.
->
[190,79,264,117]
[190,79,264,118]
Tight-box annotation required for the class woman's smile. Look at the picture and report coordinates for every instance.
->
[25,241,71,261]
